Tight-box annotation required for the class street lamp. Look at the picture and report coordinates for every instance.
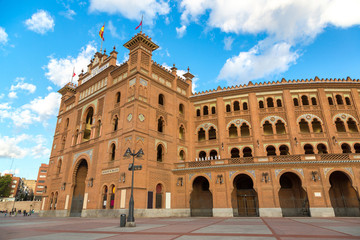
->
[123,147,143,227]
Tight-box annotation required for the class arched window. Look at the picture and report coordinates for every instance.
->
[263,121,273,135]
[179,125,185,139]
[328,97,334,105]
[267,98,274,107]
[83,107,94,140]
[97,120,101,137]
[266,146,276,156]
[203,106,209,115]
[243,102,248,110]
[301,95,309,105]
[345,97,351,105]
[311,118,323,133]
[208,126,216,140]
[311,97,317,105]
[279,145,289,155]
[110,185,115,209]
[74,129,79,145]
[347,118,358,132]
[158,117,164,132]
[243,147,252,157]
[54,192,58,210]
[116,92,121,103]
[226,104,231,112]
[335,94,343,105]
[259,101,264,109]
[304,144,314,154]
[157,144,164,162]
[61,136,66,150]
[209,150,217,159]
[354,143,360,153]
[158,94,164,105]
[211,106,216,114]
[229,124,238,138]
[335,118,346,132]
[233,101,240,111]
[341,143,351,153]
[179,150,185,161]
[199,151,206,160]
[113,115,118,131]
[102,186,108,209]
[198,128,205,141]
[110,143,116,161]
[240,123,250,136]
[231,148,240,158]
[299,119,310,133]
[57,159,62,174]
[276,99,282,107]
[65,118,69,130]
[179,104,184,114]
[317,144,328,154]
[293,98,299,106]
[275,120,286,134]
[196,109,201,116]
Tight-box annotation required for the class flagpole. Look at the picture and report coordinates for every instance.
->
[100,22,105,53]
[141,14,143,32]
[71,67,75,83]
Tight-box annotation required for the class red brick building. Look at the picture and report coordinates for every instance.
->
[34,164,48,201]
[40,33,360,218]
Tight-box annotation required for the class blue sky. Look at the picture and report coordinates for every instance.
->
[1,0,360,179]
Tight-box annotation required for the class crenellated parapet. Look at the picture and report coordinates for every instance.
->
[192,76,360,97]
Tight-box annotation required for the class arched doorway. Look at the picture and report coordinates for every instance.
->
[190,176,213,217]
[329,171,360,217]
[232,174,258,217]
[70,159,88,217]
[155,183,163,209]
[278,172,309,217]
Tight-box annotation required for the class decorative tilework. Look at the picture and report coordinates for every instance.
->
[127,113,133,122]
[297,114,323,124]
[344,167,354,176]
[226,119,251,129]
[261,116,287,125]
[189,174,195,181]
[275,169,284,178]
[246,170,256,179]
[333,113,358,123]
[324,168,333,177]
[205,172,212,180]
[136,136,144,143]
[108,138,118,148]
[73,149,93,165]
[196,123,218,132]
[229,171,237,179]
[293,168,304,177]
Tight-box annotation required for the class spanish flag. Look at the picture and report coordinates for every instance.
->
[99,24,105,41]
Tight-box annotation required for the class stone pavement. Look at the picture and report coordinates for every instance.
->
[1,214,360,240]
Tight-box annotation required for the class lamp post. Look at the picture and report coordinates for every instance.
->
[123,147,144,227]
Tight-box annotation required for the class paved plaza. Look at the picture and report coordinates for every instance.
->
[1,214,360,240]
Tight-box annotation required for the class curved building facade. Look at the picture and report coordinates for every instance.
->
[40,33,360,218]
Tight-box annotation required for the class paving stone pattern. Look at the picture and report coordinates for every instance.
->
[0,214,360,240]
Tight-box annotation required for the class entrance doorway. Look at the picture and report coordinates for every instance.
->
[279,172,310,217]
[329,171,360,217]
[155,184,163,209]
[190,176,213,216]
[232,174,258,216]
[70,160,88,217]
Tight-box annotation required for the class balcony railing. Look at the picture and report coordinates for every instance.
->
[174,153,359,169]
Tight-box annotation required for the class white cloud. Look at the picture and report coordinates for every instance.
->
[0,94,4,99]
[60,7,76,20]
[0,92,60,127]
[25,10,55,34]
[0,27,8,45]
[0,103,11,109]
[178,0,360,84]
[1,169,20,176]
[44,42,97,87]
[89,0,170,26]
[0,134,30,158]
[219,40,299,84]
[23,92,61,124]
[47,86,53,91]
[31,135,50,159]
[8,92,17,99]
[224,36,234,51]
[10,78,36,94]
[108,20,120,39]
[176,25,187,38]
